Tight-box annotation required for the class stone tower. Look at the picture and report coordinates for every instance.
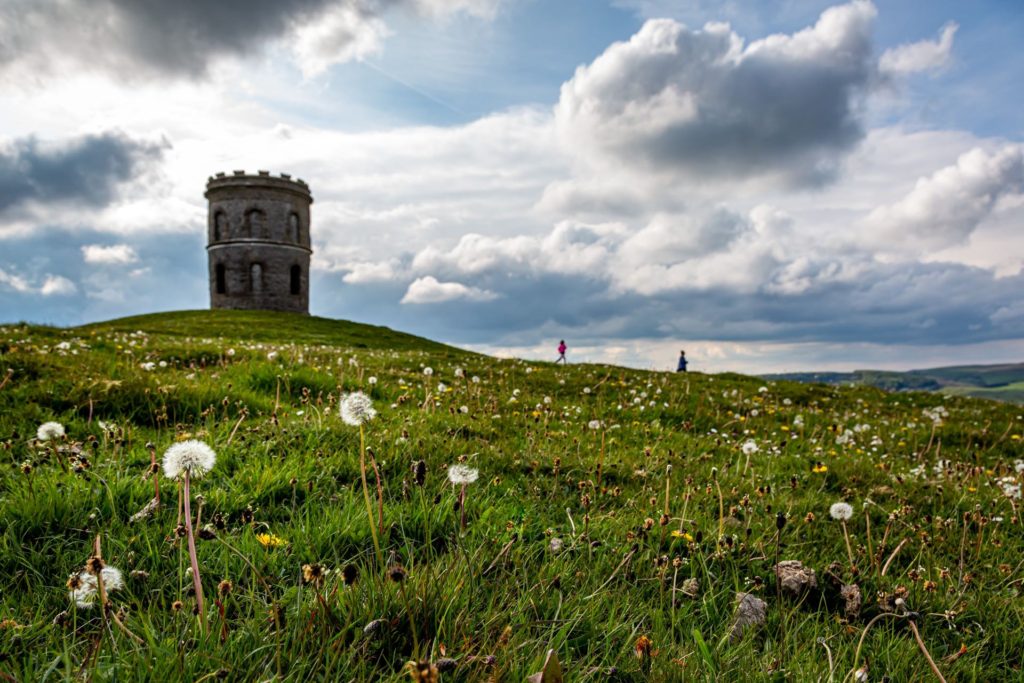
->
[205,170,313,314]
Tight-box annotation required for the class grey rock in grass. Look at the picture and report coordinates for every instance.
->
[773,560,818,598]
[841,583,862,618]
[729,592,767,643]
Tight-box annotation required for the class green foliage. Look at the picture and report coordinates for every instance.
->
[0,311,1022,681]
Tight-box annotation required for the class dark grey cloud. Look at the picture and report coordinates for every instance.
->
[0,0,335,78]
[0,132,164,214]
[324,259,1024,350]
[555,1,880,187]
[0,0,489,80]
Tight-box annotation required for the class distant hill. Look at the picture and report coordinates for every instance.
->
[764,362,1024,404]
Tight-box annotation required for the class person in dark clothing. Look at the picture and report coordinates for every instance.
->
[676,350,688,372]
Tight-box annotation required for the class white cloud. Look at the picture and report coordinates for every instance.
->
[39,274,77,296]
[400,276,498,304]
[0,266,32,293]
[864,145,1024,252]
[291,5,390,77]
[81,244,139,265]
[555,1,879,188]
[342,260,399,283]
[879,22,957,75]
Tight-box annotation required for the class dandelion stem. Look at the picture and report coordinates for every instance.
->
[182,472,207,632]
[359,424,383,567]
[881,537,908,577]
[908,619,948,683]
[841,520,856,572]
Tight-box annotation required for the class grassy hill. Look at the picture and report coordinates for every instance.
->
[1,311,1022,681]
[765,363,1024,404]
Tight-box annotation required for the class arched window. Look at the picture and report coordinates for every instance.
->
[213,211,227,241]
[290,265,301,295]
[288,213,300,242]
[215,263,226,294]
[245,209,266,238]
[250,263,263,294]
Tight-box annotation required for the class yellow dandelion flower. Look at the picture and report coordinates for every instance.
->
[670,530,694,542]
[256,533,287,548]
[812,463,828,473]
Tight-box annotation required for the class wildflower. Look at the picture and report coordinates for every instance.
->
[162,440,216,480]
[37,421,65,441]
[302,563,325,585]
[368,376,378,385]
[671,530,694,542]
[812,463,828,473]
[588,419,602,430]
[423,367,433,376]
[411,460,427,486]
[405,660,439,683]
[340,391,376,426]
[741,440,758,455]
[454,367,464,378]
[256,533,287,548]
[447,465,479,485]
[68,566,124,609]
[634,634,653,659]
[829,502,854,521]
[267,351,278,360]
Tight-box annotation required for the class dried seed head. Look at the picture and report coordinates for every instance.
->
[342,564,358,586]
[388,565,408,583]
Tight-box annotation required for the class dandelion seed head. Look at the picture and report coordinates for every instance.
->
[37,421,65,441]
[447,464,479,485]
[340,391,377,426]
[423,367,434,377]
[162,440,216,480]
[829,502,854,521]
[68,566,123,608]
[741,440,759,455]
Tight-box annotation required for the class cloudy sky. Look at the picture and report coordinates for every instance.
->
[1,0,1022,373]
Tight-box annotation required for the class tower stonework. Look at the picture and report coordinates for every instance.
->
[206,171,312,314]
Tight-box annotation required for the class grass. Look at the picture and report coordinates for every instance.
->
[1,310,1023,681]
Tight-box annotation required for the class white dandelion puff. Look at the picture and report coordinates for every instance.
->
[741,440,759,455]
[162,440,217,480]
[588,419,602,430]
[447,465,479,485]
[423,367,434,377]
[69,566,124,609]
[37,421,65,441]
[340,391,377,426]
[829,502,854,521]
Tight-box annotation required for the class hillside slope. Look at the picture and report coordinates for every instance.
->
[1,311,1022,680]
[76,309,465,355]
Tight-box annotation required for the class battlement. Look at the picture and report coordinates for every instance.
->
[206,171,312,201]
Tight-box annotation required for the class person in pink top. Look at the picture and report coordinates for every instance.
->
[556,340,567,364]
